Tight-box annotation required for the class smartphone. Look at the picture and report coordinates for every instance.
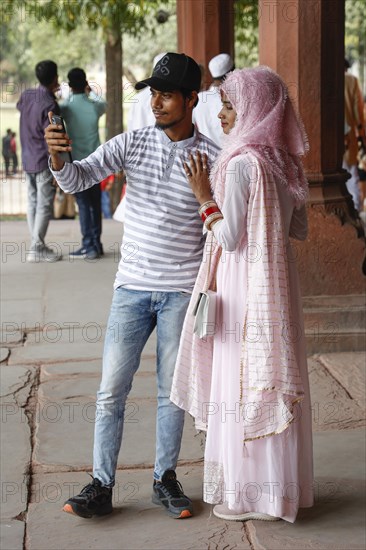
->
[51,114,72,163]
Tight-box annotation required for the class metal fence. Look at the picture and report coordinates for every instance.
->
[0,170,27,215]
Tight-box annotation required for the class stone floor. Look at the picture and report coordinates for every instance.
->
[1,220,365,550]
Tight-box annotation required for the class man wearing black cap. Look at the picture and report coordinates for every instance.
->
[60,67,106,259]
[45,53,220,520]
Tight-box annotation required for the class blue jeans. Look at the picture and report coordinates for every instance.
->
[75,184,102,253]
[26,169,56,249]
[101,190,112,218]
[93,287,191,487]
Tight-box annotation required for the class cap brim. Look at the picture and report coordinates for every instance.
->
[135,77,178,92]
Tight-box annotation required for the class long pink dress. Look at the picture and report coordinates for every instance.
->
[171,153,314,522]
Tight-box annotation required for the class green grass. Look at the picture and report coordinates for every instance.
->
[0,214,27,221]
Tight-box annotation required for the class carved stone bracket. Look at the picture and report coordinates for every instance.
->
[307,171,365,238]
[295,205,366,295]
[310,202,365,239]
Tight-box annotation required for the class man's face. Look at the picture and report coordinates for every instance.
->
[150,88,188,130]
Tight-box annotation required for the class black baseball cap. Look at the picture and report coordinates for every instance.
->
[135,53,201,92]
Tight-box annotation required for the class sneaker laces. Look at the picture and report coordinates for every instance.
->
[162,477,185,498]
[79,475,103,501]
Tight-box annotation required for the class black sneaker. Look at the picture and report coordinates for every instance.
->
[69,247,100,260]
[63,477,112,518]
[152,470,193,519]
[95,242,104,256]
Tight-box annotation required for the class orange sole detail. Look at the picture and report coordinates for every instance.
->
[179,510,192,519]
[63,504,77,515]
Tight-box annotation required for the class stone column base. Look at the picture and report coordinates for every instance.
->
[294,206,366,296]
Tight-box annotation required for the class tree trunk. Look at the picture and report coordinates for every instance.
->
[105,28,124,211]
[105,28,123,138]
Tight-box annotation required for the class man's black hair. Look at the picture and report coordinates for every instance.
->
[68,67,88,93]
[181,88,199,108]
[35,60,58,87]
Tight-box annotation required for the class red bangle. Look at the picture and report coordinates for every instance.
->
[200,205,221,222]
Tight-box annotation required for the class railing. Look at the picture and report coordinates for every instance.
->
[0,170,27,216]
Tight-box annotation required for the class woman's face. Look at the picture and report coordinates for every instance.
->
[218,91,237,134]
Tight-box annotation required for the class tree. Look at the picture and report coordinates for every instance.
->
[123,4,177,83]
[3,0,169,139]
[0,15,104,90]
[234,0,259,68]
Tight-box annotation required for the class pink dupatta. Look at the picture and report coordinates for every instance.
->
[171,67,309,441]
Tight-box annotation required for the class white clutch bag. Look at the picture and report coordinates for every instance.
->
[192,237,217,339]
[193,290,217,338]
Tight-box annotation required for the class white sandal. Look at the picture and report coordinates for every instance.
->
[213,503,280,522]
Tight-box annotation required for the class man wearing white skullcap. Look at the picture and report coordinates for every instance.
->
[193,53,234,146]
[127,53,167,131]
[117,54,167,223]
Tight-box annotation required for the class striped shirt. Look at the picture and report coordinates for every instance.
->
[51,125,220,291]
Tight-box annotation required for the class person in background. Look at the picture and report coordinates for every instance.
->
[17,60,62,262]
[60,67,106,259]
[2,129,12,177]
[193,53,234,146]
[171,66,314,523]
[10,132,18,175]
[344,59,365,212]
[127,53,167,132]
[113,53,168,224]
[100,174,114,219]
[53,186,76,220]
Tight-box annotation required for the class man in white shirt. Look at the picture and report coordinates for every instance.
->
[45,53,219,522]
[127,53,166,131]
[193,53,234,146]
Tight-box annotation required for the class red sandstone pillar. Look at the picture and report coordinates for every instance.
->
[259,0,365,295]
[177,0,234,88]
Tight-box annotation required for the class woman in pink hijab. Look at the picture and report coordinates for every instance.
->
[171,67,314,522]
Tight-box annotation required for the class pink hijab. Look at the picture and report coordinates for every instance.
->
[211,66,309,207]
[171,67,308,442]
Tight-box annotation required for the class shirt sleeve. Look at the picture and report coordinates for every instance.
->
[289,204,308,240]
[95,99,107,117]
[50,132,128,194]
[212,155,252,251]
[88,92,106,117]
[42,99,59,130]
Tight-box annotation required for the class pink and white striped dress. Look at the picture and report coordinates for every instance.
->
[171,153,314,522]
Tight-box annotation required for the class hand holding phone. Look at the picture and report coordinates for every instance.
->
[50,114,72,163]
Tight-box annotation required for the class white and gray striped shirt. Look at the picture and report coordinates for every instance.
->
[51,125,220,291]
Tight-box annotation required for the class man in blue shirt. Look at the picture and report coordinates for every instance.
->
[61,68,106,260]
[17,60,62,262]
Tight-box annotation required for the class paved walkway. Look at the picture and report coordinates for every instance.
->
[1,219,365,550]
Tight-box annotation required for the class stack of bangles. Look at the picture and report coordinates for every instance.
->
[198,200,223,231]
